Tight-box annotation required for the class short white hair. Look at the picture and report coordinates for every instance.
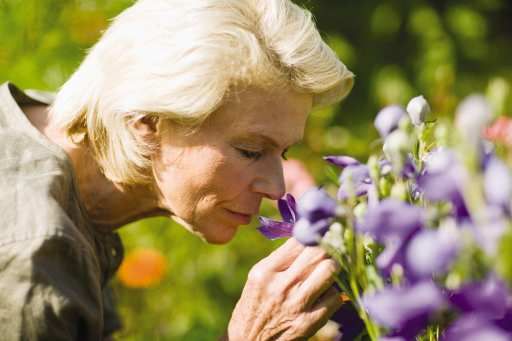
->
[50,0,354,185]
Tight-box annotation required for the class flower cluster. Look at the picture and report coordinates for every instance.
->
[258,94,512,340]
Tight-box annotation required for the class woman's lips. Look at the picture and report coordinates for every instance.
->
[225,209,252,224]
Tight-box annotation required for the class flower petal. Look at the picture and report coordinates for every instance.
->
[257,217,294,239]
[324,155,360,168]
[448,276,509,319]
[297,188,337,223]
[405,228,459,280]
[484,157,512,210]
[278,195,296,224]
[374,105,408,138]
[441,314,510,341]
[363,281,445,333]
[359,199,424,243]
[292,218,331,246]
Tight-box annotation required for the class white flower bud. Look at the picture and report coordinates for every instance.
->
[322,222,346,252]
[406,95,431,126]
[383,130,411,174]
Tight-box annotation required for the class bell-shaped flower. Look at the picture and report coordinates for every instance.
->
[441,314,511,341]
[374,105,408,138]
[484,157,512,212]
[359,199,425,277]
[406,95,431,126]
[358,199,424,243]
[375,237,408,278]
[292,217,332,246]
[288,188,337,246]
[417,149,470,221]
[405,223,459,281]
[363,281,445,339]
[296,187,337,223]
[448,275,509,320]
[337,164,373,200]
[258,193,297,239]
[468,208,508,257]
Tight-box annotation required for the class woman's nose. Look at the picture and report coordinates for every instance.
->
[251,162,286,200]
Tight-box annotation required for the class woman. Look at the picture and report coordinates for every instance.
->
[0,0,354,339]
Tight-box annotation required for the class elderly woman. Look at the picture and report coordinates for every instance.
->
[0,0,353,339]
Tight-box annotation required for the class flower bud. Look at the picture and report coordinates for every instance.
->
[383,130,411,174]
[406,95,431,126]
[374,105,408,138]
[390,182,408,201]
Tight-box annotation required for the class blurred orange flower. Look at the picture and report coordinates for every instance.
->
[118,248,167,288]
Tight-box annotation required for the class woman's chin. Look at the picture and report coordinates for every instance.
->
[172,215,238,244]
[202,226,238,244]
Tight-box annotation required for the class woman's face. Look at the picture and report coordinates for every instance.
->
[153,87,312,244]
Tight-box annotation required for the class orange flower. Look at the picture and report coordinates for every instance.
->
[118,248,167,288]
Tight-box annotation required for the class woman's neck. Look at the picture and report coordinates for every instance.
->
[23,104,167,230]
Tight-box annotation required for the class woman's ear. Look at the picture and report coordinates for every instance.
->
[129,114,160,142]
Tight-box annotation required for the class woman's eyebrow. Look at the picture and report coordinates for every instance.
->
[242,133,302,149]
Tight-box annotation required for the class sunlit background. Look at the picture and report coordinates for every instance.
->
[1,0,511,339]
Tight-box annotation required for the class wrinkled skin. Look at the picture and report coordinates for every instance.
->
[227,238,342,340]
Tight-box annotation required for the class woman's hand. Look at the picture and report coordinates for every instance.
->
[227,238,342,340]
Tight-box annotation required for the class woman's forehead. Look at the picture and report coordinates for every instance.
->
[211,86,313,129]
[207,87,311,146]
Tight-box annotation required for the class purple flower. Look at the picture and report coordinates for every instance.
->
[324,155,361,168]
[469,210,508,256]
[484,157,512,212]
[338,164,373,200]
[292,188,337,246]
[296,188,337,223]
[402,155,418,179]
[418,149,470,221]
[374,105,408,138]
[376,238,408,278]
[358,199,424,243]
[292,217,332,246]
[258,189,337,246]
[448,276,509,320]
[405,227,459,280]
[258,193,297,239]
[441,314,511,341]
[359,199,425,277]
[363,281,445,338]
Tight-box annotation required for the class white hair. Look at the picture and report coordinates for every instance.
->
[49,0,354,185]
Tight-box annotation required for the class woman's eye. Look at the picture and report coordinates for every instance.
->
[281,148,289,160]
[237,148,262,160]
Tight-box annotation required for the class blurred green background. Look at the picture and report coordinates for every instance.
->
[1,0,511,339]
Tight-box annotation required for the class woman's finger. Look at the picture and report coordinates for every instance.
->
[307,286,345,326]
[261,238,305,272]
[296,258,340,308]
[286,286,344,339]
[285,246,329,282]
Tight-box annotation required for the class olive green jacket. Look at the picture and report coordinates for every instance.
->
[0,82,124,340]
